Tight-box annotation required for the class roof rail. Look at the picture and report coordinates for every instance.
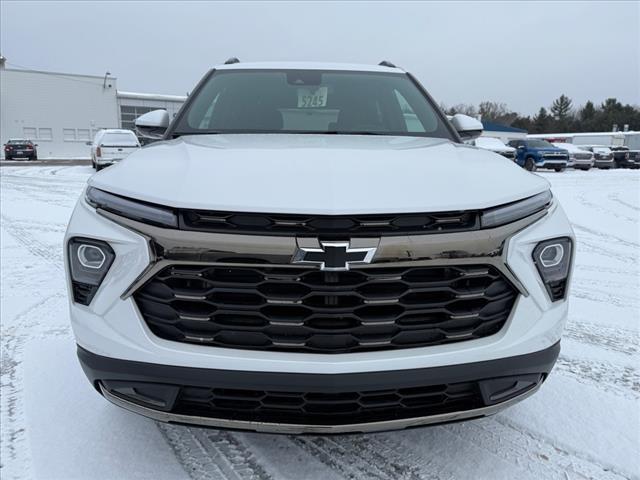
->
[224,57,240,65]
[378,60,397,68]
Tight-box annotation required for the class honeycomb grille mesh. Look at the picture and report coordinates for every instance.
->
[173,381,482,425]
[134,264,518,354]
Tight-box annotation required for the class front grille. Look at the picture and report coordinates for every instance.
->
[173,381,482,425]
[134,264,518,353]
[574,153,592,160]
[500,151,515,159]
[179,210,480,236]
[542,153,568,160]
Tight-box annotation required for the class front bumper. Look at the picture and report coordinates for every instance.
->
[594,159,614,168]
[572,161,594,169]
[96,157,124,165]
[536,160,567,169]
[80,342,559,434]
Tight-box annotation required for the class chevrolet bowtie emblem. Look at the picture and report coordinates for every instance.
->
[293,241,376,271]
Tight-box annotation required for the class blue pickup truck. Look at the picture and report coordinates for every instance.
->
[507,139,569,172]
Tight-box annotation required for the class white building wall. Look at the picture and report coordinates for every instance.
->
[0,69,119,159]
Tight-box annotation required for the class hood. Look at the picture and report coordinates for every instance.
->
[89,134,549,214]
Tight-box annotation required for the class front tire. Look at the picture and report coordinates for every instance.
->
[554,167,565,172]
[525,158,537,172]
[95,163,104,171]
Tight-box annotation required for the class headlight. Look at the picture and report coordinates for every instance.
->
[532,237,572,301]
[68,237,115,305]
[481,190,552,228]
[86,186,177,228]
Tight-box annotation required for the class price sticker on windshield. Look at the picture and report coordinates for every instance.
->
[297,86,328,108]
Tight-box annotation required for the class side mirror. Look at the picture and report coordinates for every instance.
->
[135,109,170,142]
[450,114,483,141]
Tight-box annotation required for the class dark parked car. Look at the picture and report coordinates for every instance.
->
[627,150,640,168]
[3,139,38,160]
[610,146,639,169]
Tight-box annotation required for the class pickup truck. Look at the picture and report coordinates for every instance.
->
[508,139,569,172]
[471,136,516,160]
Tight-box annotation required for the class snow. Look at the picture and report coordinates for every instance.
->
[23,337,186,480]
[1,166,639,480]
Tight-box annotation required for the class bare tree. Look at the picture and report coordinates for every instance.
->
[478,101,518,125]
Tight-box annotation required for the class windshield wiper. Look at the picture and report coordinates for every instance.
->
[323,131,388,136]
[171,130,392,137]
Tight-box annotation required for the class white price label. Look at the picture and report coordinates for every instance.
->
[297,86,328,108]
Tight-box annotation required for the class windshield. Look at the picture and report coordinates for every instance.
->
[172,70,453,139]
[102,132,138,146]
[527,139,554,148]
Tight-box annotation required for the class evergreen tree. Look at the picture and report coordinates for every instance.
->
[532,107,552,133]
[579,101,596,122]
[551,94,573,120]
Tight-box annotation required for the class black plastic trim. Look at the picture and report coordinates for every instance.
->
[78,341,559,393]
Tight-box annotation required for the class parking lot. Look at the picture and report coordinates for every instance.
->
[1,165,638,480]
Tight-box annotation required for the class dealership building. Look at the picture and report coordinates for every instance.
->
[0,60,186,159]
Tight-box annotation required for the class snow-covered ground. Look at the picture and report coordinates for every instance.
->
[1,165,638,480]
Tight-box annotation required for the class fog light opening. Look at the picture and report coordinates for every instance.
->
[539,243,564,268]
[77,244,107,269]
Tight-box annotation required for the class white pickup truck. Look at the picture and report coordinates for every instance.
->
[90,129,140,170]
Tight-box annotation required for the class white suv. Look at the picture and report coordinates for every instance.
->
[65,61,574,434]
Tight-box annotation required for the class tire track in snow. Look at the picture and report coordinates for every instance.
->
[157,425,272,480]
[489,416,633,480]
[575,192,638,224]
[0,215,64,267]
[573,223,640,250]
[608,194,640,212]
[555,355,639,399]
[0,174,86,209]
[290,435,429,480]
[439,417,630,480]
[564,321,639,357]
[0,293,69,476]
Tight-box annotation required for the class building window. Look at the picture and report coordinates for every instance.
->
[119,105,158,131]
[38,128,53,141]
[63,129,76,141]
[23,127,37,140]
[77,129,90,141]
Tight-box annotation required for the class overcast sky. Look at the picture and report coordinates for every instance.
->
[2,1,638,115]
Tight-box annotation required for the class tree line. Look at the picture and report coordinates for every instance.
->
[441,96,640,134]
